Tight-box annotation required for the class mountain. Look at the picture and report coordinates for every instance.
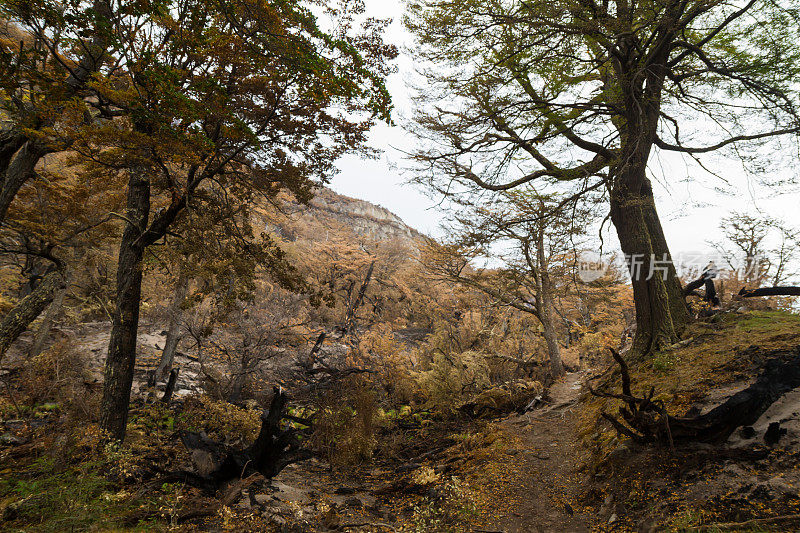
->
[275,187,424,245]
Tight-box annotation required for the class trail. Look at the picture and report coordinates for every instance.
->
[479,371,592,533]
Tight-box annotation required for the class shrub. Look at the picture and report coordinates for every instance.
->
[177,395,261,445]
[312,376,377,469]
[413,351,491,413]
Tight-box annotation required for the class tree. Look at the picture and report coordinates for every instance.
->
[8,0,394,440]
[714,212,798,287]
[406,0,800,358]
[423,191,600,377]
[0,0,121,224]
[0,150,122,363]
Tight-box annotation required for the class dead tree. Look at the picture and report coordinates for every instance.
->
[180,386,312,488]
[0,268,66,362]
[341,260,375,337]
[683,269,719,306]
[738,286,800,297]
[160,368,179,403]
[592,348,800,445]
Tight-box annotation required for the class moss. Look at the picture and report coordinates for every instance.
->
[0,457,157,532]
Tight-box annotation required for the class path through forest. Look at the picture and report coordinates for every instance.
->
[480,371,592,532]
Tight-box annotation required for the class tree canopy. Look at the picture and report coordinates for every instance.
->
[406,0,800,356]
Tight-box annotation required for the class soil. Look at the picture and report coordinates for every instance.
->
[476,372,594,532]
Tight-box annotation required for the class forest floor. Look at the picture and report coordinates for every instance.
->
[4,311,800,531]
[470,371,594,532]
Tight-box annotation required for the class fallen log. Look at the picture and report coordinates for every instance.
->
[591,347,800,445]
[180,386,312,489]
[738,286,800,297]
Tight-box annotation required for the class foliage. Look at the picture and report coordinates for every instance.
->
[177,395,261,445]
[407,476,479,533]
[311,375,377,469]
[405,0,800,355]
[15,340,99,423]
[0,457,141,532]
[413,350,491,413]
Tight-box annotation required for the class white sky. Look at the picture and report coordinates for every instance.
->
[330,0,799,260]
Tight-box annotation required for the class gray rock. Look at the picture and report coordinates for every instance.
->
[344,497,363,509]
[0,432,26,446]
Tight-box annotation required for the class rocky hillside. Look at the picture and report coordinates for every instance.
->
[275,187,423,245]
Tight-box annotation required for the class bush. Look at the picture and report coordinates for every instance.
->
[312,376,377,469]
[413,351,491,413]
[177,395,261,445]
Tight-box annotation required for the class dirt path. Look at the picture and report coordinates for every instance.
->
[480,371,592,533]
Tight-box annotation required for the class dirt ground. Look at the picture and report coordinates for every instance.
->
[471,372,595,532]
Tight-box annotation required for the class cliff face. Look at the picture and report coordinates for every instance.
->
[309,187,421,241]
[277,187,423,245]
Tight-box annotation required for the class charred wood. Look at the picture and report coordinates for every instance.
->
[591,348,800,445]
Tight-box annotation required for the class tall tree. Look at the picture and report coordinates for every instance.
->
[406,0,800,357]
[10,0,394,439]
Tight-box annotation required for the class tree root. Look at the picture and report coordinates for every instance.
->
[590,347,800,445]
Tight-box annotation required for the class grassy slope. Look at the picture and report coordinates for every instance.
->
[579,310,800,531]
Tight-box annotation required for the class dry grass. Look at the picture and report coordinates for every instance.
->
[579,310,800,460]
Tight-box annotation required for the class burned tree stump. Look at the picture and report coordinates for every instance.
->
[684,270,719,306]
[180,386,312,488]
[591,348,800,445]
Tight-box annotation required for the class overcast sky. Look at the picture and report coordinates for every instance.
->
[330,0,799,263]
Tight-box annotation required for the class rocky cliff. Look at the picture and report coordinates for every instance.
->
[278,187,423,245]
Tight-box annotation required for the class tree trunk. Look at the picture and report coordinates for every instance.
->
[150,272,189,385]
[28,280,68,358]
[343,261,375,336]
[540,304,564,378]
[739,287,800,297]
[610,180,686,358]
[536,231,565,377]
[227,351,250,405]
[161,368,179,403]
[0,140,50,225]
[640,179,691,326]
[0,269,66,363]
[179,386,312,490]
[99,170,150,441]
[595,349,800,445]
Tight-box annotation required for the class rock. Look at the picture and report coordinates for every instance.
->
[322,507,340,529]
[740,426,756,439]
[764,422,788,446]
[0,432,27,446]
[344,497,363,509]
[605,443,631,463]
[763,476,799,497]
[253,494,272,505]
[237,499,251,510]
[599,493,614,516]
[722,463,746,477]
[608,513,617,524]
